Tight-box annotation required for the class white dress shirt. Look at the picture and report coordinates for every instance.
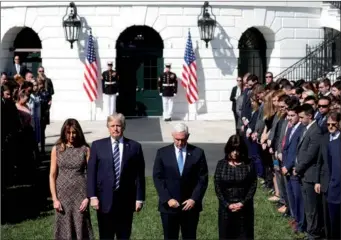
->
[306,120,316,131]
[289,122,301,141]
[330,131,340,142]
[235,87,241,100]
[174,144,187,165]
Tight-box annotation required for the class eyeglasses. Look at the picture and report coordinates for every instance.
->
[14,58,19,60]
[38,71,44,73]
[237,80,242,82]
[318,105,329,108]
[327,123,338,127]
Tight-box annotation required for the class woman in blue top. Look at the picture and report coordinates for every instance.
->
[316,111,341,240]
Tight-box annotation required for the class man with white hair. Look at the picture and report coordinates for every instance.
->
[153,123,208,240]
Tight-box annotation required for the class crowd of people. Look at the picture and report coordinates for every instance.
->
[230,72,341,240]
[1,64,54,189]
[2,54,341,240]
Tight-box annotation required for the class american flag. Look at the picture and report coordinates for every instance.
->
[83,33,98,102]
[181,30,198,104]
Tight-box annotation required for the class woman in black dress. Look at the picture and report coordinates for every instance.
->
[214,134,257,240]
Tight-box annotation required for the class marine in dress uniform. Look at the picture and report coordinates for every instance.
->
[158,63,178,121]
[102,61,119,115]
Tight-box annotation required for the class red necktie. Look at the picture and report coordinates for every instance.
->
[282,123,291,150]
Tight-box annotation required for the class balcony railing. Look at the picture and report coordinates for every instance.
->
[275,32,341,81]
[323,1,341,10]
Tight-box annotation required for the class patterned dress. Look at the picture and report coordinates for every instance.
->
[55,145,94,240]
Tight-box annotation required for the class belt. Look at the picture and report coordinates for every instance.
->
[162,83,175,87]
[104,82,116,85]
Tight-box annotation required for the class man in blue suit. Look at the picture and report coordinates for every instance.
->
[282,105,306,234]
[87,113,146,239]
[153,123,208,240]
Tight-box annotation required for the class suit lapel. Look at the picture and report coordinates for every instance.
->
[287,125,299,145]
[298,123,315,148]
[182,145,194,176]
[168,145,181,176]
[107,137,114,160]
[106,137,114,180]
[121,137,130,173]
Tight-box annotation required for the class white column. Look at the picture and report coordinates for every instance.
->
[187,102,197,121]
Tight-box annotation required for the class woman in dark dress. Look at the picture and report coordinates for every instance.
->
[214,134,257,240]
[37,78,51,154]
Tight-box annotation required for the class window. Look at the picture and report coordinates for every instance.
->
[143,58,158,90]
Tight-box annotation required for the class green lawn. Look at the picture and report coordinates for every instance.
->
[1,177,294,240]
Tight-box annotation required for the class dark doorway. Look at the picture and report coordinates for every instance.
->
[116,25,164,117]
[13,27,42,77]
[238,27,267,82]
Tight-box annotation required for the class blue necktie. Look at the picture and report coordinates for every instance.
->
[177,149,184,175]
[113,141,120,190]
[317,115,325,127]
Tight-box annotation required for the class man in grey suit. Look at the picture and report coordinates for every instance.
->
[294,104,323,240]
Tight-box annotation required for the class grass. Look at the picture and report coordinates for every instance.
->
[1,177,295,240]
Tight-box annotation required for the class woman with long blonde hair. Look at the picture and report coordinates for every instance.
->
[259,91,277,193]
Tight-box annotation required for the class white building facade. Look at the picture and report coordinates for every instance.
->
[1,1,340,121]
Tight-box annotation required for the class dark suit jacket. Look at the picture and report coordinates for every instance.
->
[283,124,304,172]
[87,137,146,214]
[316,133,331,193]
[241,88,252,123]
[295,122,322,183]
[7,64,27,78]
[230,86,238,112]
[153,144,209,214]
[268,113,280,143]
[45,78,54,96]
[255,104,265,140]
[1,98,22,145]
[248,110,259,132]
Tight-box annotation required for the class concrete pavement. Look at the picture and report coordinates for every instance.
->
[45,118,236,145]
[44,118,235,175]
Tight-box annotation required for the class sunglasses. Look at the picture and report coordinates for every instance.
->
[265,76,272,78]
[327,123,338,127]
[318,105,329,108]
[38,70,44,73]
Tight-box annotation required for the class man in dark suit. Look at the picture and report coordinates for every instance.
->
[315,112,341,240]
[315,96,331,134]
[282,105,306,234]
[294,104,323,240]
[230,77,242,133]
[241,74,259,131]
[7,55,27,78]
[87,113,146,239]
[153,123,208,240]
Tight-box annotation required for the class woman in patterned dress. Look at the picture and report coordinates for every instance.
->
[214,134,257,240]
[49,119,94,240]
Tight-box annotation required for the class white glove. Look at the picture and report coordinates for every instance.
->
[174,94,177,97]
[116,92,119,96]
[159,93,162,96]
